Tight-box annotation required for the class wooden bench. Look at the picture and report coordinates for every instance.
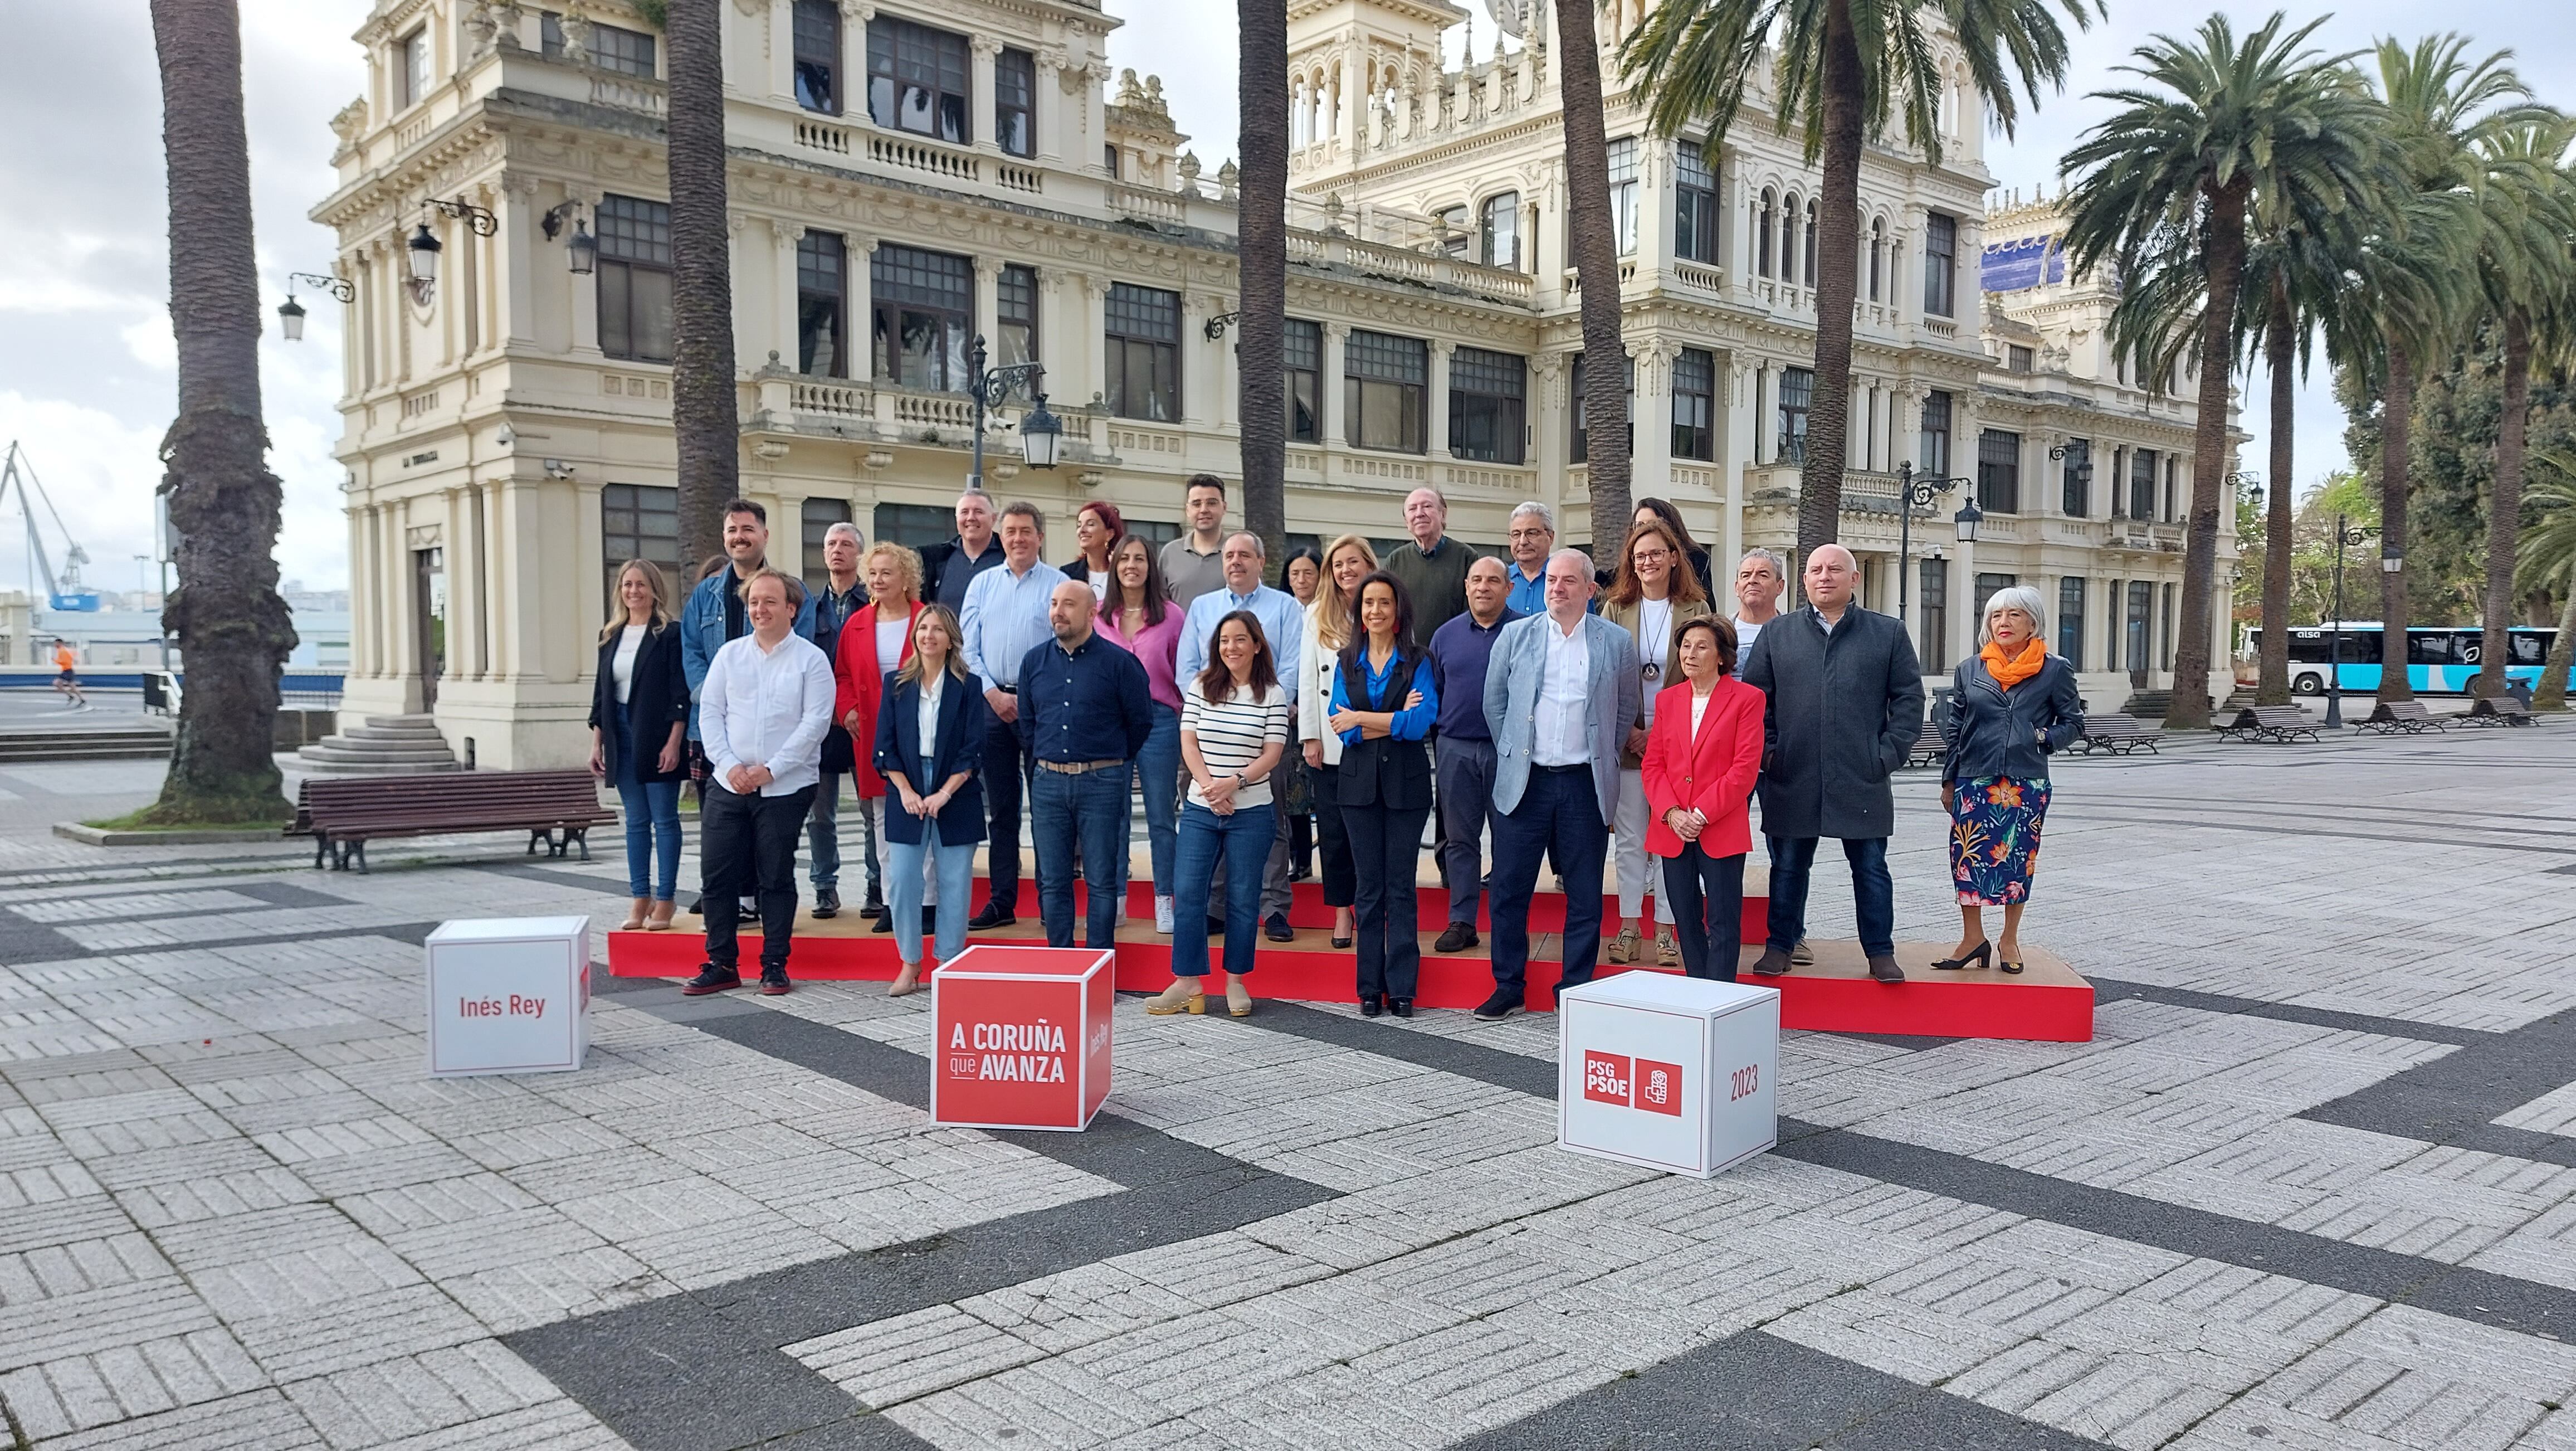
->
[2216,705,2321,744]
[2463,694,2536,728]
[2065,712,2160,756]
[2357,700,2449,735]
[287,771,616,873]
[1905,722,1948,769]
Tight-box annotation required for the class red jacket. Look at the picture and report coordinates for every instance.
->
[1641,675,1765,859]
[834,602,921,798]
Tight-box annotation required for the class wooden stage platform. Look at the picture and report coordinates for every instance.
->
[607,879,2092,1043]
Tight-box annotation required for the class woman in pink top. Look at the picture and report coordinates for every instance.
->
[1095,532,1187,934]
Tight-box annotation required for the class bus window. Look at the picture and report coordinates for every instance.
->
[2283,630,2334,665]
[2406,631,2454,665]
[2509,631,2549,665]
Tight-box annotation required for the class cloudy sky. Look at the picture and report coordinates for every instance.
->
[2,1,2562,595]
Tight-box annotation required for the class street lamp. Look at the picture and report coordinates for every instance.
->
[275,272,353,342]
[1894,459,1974,620]
[2323,513,2380,729]
[962,334,1056,490]
[405,197,500,304]
[542,201,597,275]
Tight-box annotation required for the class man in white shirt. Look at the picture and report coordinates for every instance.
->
[1476,550,1640,1019]
[959,501,1067,928]
[684,569,836,997]
[1731,548,1786,651]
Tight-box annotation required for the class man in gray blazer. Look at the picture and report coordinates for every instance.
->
[1477,549,1642,1019]
[1739,544,1925,983]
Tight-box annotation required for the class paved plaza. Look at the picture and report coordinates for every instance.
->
[0,726,2572,1449]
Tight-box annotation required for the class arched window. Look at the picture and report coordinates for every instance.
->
[1780,194,1801,284]
[1480,191,1521,270]
[1802,198,1818,285]
[1868,217,1886,300]
[1757,188,1777,277]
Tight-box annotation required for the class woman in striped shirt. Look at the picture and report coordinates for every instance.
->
[1146,610,1289,1019]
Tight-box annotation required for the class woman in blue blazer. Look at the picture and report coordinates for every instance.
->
[872,604,989,996]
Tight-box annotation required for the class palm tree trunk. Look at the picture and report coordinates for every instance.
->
[2256,274,2295,705]
[2476,310,2532,698]
[1555,0,1629,558]
[1236,0,1289,575]
[2168,182,2247,731]
[1797,0,1864,558]
[2376,335,2414,703]
[666,0,738,567]
[142,0,295,825]
[2535,575,2575,710]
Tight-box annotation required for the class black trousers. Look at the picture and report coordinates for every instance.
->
[1662,845,1746,982]
[980,713,1031,913]
[702,783,816,973]
[1343,801,1430,1000]
[1310,761,1357,909]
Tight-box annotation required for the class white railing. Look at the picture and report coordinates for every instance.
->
[892,391,975,430]
[1291,231,1534,305]
[869,133,980,184]
[791,378,871,418]
[1108,183,1185,224]
[997,162,1043,194]
[796,119,850,154]
[590,73,666,116]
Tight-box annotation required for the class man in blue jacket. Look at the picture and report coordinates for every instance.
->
[681,499,817,918]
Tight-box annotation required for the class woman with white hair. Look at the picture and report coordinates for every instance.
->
[1936,585,2084,974]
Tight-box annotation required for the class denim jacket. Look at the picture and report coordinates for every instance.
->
[681,567,819,739]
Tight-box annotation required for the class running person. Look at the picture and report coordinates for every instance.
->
[52,641,87,710]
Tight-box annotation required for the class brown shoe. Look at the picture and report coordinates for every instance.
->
[1607,925,1640,966]
[1791,938,1816,966]
[1866,955,1905,983]
[1750,947,1793,977]
[1654,929,1680,968]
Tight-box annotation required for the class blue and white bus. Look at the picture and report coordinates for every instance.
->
[2246,624,2553,696]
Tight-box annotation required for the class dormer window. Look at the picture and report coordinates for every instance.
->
[2008,345,2033,374]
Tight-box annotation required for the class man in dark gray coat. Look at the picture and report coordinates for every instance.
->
[1739,544,1925,982]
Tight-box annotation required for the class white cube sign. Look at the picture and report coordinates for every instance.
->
[1558,972,1778,1178]
[426,917,591,1077]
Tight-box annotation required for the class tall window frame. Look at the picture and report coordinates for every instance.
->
[397,28,431,110]
[1778,367,1814,465]
[796,231,848,377]
[1607,138,1640,255]
[1802,198,1819,285]
[1924,211,1958,317]
[2060,439,2091,517]
[792,0,841,113]
[1977,429,2022,514]
[1757,189,1777,277]
[1480,192,1522,271]
[1919,558,1949,673]
[1780,194,1802,284]
[1106,282,1182,422]
[1345,329,1428,454]
[866,17,970,144]
[2057,577,2086,668]
[589,22,656,77]
[1675,142,1720,264]
[995,47,1037,157]
[1671,347,1715,462]
[596,194,674,364]
[1868,217,1886,300]
[1919,389,1953,478]
[994,263,1038,370]
[2129,447,2158,520]
[1448,346,1525,465]
[1284,318,1321,442]
[870,244,974,391]
[601,483,681,614]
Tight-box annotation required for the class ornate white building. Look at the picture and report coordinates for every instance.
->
[314,0,2235,767]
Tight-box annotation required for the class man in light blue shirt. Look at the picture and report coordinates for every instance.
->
[957,501,1066,927]
[1503,500,1555,619]
[1173,533,1305,939]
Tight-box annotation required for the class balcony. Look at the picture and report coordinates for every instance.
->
[1286,231,1535,308]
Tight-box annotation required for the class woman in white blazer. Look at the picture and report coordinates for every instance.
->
[1296,534,1379,950]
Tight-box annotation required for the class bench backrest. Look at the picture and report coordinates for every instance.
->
[2472,695,2530,718]
[2087,713,2149,734]
[303,770,610,831]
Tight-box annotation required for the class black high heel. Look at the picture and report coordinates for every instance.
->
[1931,941,1992,971]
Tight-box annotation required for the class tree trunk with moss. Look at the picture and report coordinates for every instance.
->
[143,0,295,825]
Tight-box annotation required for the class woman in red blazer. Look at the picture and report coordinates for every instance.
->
[837,543,926,932]
[1641,616,1767,981]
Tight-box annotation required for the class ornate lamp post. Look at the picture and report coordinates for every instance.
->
[962,334,1061,490]
[403,197,500,305]
[2323,513,2379,729]
[1894,459,1978,620]
[275,272,354,342]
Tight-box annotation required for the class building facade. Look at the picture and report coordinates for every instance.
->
[314,0,2235,767]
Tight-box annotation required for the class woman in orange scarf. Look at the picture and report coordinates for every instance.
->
[1935,586,2084,973]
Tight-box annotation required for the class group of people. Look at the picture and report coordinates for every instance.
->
[588,476,2085,1011]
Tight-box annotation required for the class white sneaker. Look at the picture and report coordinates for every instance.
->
[1155,895,1175,934]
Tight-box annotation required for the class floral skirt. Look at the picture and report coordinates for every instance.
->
[1949,776,2050,907]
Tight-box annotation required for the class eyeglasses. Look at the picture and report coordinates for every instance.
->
[1633,549,1672,564]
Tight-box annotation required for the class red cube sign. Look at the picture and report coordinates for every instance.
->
[1584,1050,1684,1117]
[930,946,1113,1132]
[1634,1058,1684,1116]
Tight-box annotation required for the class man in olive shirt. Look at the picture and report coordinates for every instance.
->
[1159,475,1230,610]
[1380,486,1476,649]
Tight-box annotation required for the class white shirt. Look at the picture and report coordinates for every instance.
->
[1689,685,1714,738]
[917,673,944,761]
[1732,613,1770,651]
[612,624,645,704]
[698,630,836,796]
[1636,597,1673,726]
[875,615,909,674]
[1533,616,1592,767]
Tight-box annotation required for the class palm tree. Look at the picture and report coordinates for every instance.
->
[2061,14,2383,729]
[140,0,295,826]
[666,0,737,566]
[1559,0,1632,557]
[2468,116,2575,698]
[1237,0,1290,574]
[1620,0,2099,560]
[2351,35,2540,704]
[2518,449,2576,710]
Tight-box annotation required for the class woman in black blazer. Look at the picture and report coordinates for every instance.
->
[871,604,990,996]
[1328,572,1440,1017]
[590,560,691,931]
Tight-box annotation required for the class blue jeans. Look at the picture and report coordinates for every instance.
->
[1032,763,1131,948]
[1766,835,1895,958]
[888,824,978,964]
[1134,703,1181,896]
[1488,766,1608,992]
[1170,801,1275,978]
[611,710,682,899]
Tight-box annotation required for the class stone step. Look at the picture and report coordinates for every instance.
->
[0,732,174,763]
[292,755,466,776]
[361,714,441,730]
[341,723,448,743]
[297,738,460,762]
